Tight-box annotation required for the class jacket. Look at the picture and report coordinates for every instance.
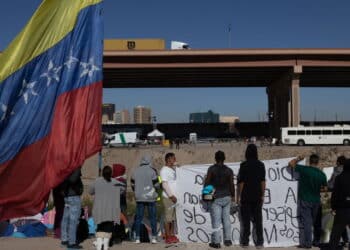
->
[63,168,83,197]
[331,169,350,210]
[131,155,159,202]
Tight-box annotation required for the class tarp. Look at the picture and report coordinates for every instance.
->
[0,0,103,220]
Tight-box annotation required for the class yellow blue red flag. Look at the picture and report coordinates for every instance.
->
[0,0,103,220]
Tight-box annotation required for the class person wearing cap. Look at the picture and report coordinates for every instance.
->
[328,158,350,250]
[205,150,235,249]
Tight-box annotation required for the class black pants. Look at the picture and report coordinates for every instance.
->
[313,204,322,245]
[240,201,264,246]
[329,208,350,250]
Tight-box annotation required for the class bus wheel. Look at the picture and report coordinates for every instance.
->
[344,139,350,146]
[297,140,305,146]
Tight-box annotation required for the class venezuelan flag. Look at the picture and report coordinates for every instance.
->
[0,0,103,220]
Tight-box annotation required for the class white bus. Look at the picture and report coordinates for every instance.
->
[281,125,350,146]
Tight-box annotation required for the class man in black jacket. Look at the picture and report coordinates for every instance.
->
[328,159,350,250]
[60,167,84,249]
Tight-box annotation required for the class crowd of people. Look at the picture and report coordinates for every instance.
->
[49,145,349,250]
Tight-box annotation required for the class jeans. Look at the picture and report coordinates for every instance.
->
[298,200,320,247]
[210,196,232,244]
[329,208,350,250]
[61,196,81,245]
[135,202,157,239]
[240,201,264,246]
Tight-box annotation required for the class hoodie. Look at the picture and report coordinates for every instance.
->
[131,155,159,202]
[331,161,350,210]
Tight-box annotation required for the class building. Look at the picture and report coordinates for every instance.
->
[115,109,130,124]
[189,110,220,123]
[219,115,240,123]
[134,106,152,124]
[104,39,165,51]
[102,103,115,121]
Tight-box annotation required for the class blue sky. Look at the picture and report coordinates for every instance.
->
[1,0,350,122]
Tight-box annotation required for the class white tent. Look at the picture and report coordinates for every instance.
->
[147,129,164,138]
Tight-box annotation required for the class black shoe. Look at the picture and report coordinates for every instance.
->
[240,244,249,248]
[209,242,221,249]
[224,240,232,246]
[297,245,311,249]
[61,241,68,246]
[67,244,82,249]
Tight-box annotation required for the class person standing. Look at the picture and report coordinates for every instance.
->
[205,150,235,249]
[131,155,159,244]
[288,154,327,249]
[61,167,84,249]
[237,144,266,248]
[160,152,179,244]
[328,159,350,250]
[327,156,349,247]
[89,165,121,250]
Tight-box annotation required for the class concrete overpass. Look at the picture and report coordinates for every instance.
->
[103,48,350,137]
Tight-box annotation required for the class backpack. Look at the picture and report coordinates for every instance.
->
[76,218,89,244]
[131,222,150,243]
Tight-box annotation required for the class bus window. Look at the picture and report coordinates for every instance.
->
[288,130,296,135]
[344,130,350,135]
[323,130,331,135]
[306,130,311,135]
[333,130,342,135]
[297,130,305,135]
[312,130,321,135]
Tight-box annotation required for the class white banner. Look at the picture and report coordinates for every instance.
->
[175,157,304,247]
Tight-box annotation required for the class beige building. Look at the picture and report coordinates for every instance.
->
[134,106,152,124]
[219,115,240,123]
[104,39,165,51]
[115,109,130,124]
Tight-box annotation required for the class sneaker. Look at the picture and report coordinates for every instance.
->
[170,235,179,243]
[224,240,232,246]
[209,242,221,249]
[256,245,264,249]
[66,244,82,249]
[165,237,174,244]
[135,239,141,244]
[151,238,157,244]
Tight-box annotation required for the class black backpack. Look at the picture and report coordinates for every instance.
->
[131,222,150,243]
[76,218,89,244]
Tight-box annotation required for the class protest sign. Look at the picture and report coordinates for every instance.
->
[175,157,303,247]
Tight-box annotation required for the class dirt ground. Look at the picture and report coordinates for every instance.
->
[0,237,321,250]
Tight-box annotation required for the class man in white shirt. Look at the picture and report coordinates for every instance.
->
[160,152,179,244]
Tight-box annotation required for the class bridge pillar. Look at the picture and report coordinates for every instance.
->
[267,67,301,138]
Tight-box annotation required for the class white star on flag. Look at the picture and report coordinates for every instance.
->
[80,57,100,78]
[18,79,38,104]
[64,50,79,70]
[40,61,62,86]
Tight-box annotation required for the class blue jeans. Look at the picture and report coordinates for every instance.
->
[210,196,232,244]
[61,196,81,245]
[135,202,157,239]
[298,200,320,247]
